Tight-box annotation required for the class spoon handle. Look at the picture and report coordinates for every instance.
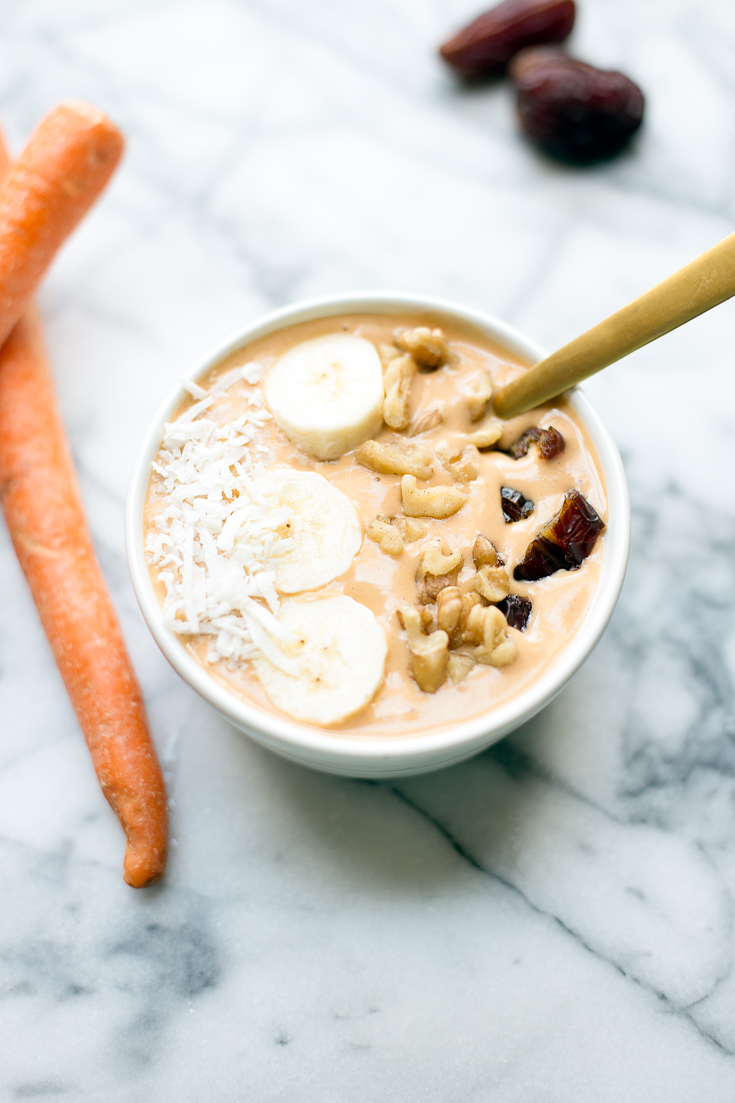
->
[493,230,735,420]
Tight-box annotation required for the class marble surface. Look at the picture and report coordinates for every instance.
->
[1,0,735,1098]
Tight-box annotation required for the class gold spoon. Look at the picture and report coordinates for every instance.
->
[493,230,735,420]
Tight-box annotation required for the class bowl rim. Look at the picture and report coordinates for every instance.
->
[125,291,630,768]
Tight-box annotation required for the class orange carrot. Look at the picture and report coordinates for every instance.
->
[0,101,123,351]
[0,125,167,888]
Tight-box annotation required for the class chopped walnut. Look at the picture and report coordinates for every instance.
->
[383,353,416,430]
[401,475,468,519]
[474,564,511,603]
[463,604,518,667]
[462,591,483,624]
[407,403,445,437]
[436,441,480,484]
[466,372,493,422]
[419,545,462,576]
[396,327,448,369]
[397,604,450,693]
[448,653,476,684]
[357,440,433,480]
[366,516,404,557]
[436,587,483,650]
[436,585,464,648]
[465,421,503,450]
[472,534,498,569]
[416,545,462,604]
[377,343,401,371]
[393,516,427,544]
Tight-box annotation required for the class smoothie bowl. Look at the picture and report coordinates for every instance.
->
[126,292,629,777]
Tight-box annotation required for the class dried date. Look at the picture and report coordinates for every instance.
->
[510,48,644,163]
[508,425,564,460]
[513,488,604,581]
[501,486,534,522]
[439,0,575,78]
[497,594,533,631]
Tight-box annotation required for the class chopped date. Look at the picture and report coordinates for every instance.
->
[439,0,575,79]
[501,486,534,522]
[497,594,533,631]
[508,425,564,460]
[513,488,604,581]
[510,48,644,164]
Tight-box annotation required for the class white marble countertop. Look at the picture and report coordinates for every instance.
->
[2,0,735,1098]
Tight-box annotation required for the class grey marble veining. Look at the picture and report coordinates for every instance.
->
[1,0,735,1098]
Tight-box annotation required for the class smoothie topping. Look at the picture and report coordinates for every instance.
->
[508,424,565,459]
[356,439,434,479]
[396,326,449,369]
[500,485,535,522]
[497,594,533,631]
[416,545,462,604]
[514,488,604,581]
[465,371,494,421]
[465,421,503,449]
[407,402,445,436]
[464,605,518,667]
[382,352,416,429]
[474,563,511,603]
[366,516,404,557]
[264,333,384,460]
[397,604,450,693]
[435,440,480,483]
[367,515,426,557]
[401,474,469,519]
[147,381,288,668]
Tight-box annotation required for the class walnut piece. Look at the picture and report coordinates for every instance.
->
[367,513,428,556]
[465,421,503,449]
[396,327,448,369]
[448,653,476,684]
[416,545,462,604]
[408,403,445,437]
[466,372,493,422]
[463,604,518,667]
[436,585,464,648]
[436,441,480,484]
[393,516,427,544]
[401,475,468,519]
[418,545,462,576]
[356,440,433,480]
[383,353,416,430]
[366,517,404,556]
[462,591,483,623]
[474,564,511,603]
[397,604,450,693]
[377,343,401,371]
[435,586,484,650]
[472,534,498,569]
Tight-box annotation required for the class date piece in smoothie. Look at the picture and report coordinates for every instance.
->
[144,312,607,738]
[514,488,605,581]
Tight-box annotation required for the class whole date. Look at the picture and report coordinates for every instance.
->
[509,47,644,163]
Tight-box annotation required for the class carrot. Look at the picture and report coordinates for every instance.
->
[0,101,123,352]
[0,124,167,888]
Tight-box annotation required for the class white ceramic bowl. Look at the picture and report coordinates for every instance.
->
[126,292,629,778]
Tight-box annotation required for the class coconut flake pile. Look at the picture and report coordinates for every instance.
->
[145,362,299,674]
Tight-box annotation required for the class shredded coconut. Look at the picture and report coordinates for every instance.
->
[146,362,300,673]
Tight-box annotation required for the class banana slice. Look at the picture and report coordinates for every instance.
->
[254,596,387,725]
[267,468,362,593]
[265,333,384,460]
